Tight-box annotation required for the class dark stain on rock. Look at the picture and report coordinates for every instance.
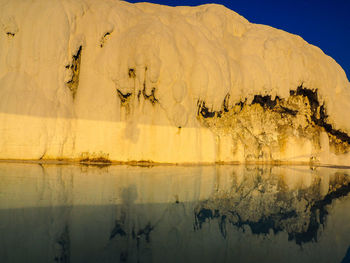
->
[141,66,158,105]
[197,83,350,149]
[6,32,15,37]
[66,45,82,99]
[197,101,216,118]
[80,156,112,164]
[292,85,319,112]
[292,84,350,146]
[128,68,136,78]
[100,31,111,48]
[142,86,158,105]
[137,90,141,101]
[251,94,298,116]
[278,106,298,116]
[117,89,132,105]
[236,100,246,112]
[222,93,230,112]
[72,46,82,60]
[251,95,278,109]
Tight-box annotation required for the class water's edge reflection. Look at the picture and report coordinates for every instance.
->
[0,164,350,263]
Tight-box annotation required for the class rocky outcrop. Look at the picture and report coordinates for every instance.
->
[0,0,349,164]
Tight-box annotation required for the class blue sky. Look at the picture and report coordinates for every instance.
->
[127,0,350,80]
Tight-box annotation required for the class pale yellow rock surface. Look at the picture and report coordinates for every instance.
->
[0,0,349,164]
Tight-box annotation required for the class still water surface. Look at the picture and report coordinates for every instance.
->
[1,163,350,263]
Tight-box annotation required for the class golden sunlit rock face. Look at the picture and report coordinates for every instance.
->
[0,0,350,164]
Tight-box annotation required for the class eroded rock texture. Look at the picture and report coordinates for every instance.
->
[0,0,349,164]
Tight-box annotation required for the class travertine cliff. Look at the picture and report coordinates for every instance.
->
[0,0,349,164]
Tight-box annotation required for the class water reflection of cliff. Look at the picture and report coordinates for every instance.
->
[1,164,350,263]
[194,167,350,245]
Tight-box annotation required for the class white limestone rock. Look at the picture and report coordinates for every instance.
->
[0,0,349,165]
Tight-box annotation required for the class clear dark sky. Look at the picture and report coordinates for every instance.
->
[127,0,350,80]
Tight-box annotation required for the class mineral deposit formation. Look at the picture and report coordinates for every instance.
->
[0,0,350,165]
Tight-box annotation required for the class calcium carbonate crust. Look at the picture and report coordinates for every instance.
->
[0,0,349,165]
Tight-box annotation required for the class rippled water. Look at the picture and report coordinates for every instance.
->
[1,163,350,263]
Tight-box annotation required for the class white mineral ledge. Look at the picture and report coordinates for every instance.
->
[0,0,349,165]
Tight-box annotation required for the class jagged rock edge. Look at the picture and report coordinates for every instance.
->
[197,84,350,150]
